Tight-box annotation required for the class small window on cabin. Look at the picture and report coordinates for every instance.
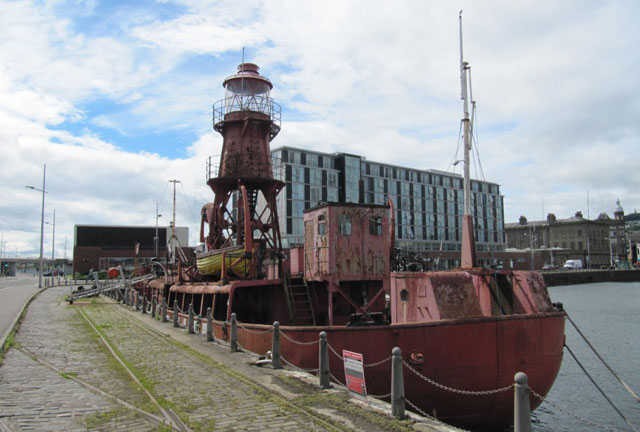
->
[369,216,382,236]
[317,215,327,235]
[339,214,352,235]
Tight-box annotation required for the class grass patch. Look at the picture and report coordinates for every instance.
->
[84,407,128,429]
[60,371,78,379]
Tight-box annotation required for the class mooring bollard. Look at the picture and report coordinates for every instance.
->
[319,331,330,389]
[151,297,157,318]
[272,321,282,369]
[514,372,531,432]
[141,296,147,314]
[206,307,214,342]
[135,293,141,311]
[173,302,179,328]
[230,313,238,352]
[188,303,195,334]
[161,299,168,322]
[391,347,406,419]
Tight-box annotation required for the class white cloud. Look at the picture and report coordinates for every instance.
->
[1,0,639,260]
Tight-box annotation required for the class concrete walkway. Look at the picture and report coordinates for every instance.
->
[0,284,460,431]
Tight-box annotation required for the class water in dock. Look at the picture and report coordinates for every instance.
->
[534,281,640,431]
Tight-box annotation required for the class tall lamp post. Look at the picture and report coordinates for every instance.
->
[154,203,162,258]
[25,164,46,288]
[45,208,56,272]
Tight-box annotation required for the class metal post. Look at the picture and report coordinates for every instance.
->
[141,295,147,314]
[206,307,213,342]
[272,321,282,369]
[514,372,532,432]
[151,297,157,318]
[135,292,141,311]
[173,301,179,328]
[319,331,330,389]
[230,313,238,352]
[391,347,406,418]
[188,303,194,334]
[161,298,168,322]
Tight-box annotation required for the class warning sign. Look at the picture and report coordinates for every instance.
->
[343,350,367,397]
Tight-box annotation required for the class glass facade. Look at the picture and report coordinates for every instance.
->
[271,146,505,253]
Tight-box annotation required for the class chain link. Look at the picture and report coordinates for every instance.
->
[236,323,273,335]
[279,354,319,373]
[328,343,344,360]
[279,330,319,346]
[531,389,625,432]
[330,372,345,386]
[405,399,469,432]
[403,359,512,396]
[369,392,391,399]
[364,355,391,368]
[235,341,262,358]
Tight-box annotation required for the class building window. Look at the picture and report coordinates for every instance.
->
[339,214,352,235]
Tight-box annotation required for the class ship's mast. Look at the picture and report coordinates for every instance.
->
[459,11,477,269]
[169,179,180,264]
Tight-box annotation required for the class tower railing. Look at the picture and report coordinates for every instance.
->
[206,155,285,182]
[212,95,281,137]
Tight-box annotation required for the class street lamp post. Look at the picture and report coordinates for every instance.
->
[25,164,46,288]
[45,208,56,272]
[155,203,162,258]
[606,237,614,268]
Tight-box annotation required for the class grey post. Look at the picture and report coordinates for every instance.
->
[173,301,179,328]
[514,372,531,432]
[391,347,406,419]
[206,307,214,342]
[272,321,282,369]
[319,331,331,388]
[124,288,129,305]
[135,292,141,311]
[141,295,147,314]
[151,297,157,318]
[188,303,195,334]
[230,313,238,352]
[161,298,168,322]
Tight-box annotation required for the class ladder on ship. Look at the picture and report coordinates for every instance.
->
[283,270,316,325]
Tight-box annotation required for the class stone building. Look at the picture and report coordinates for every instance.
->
[505,211,612,268]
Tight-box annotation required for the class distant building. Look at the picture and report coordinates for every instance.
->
[505,204,629,269]
[269,146,506,269]
[73,225,190,274]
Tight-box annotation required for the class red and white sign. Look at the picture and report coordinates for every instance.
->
[343,350,367,397]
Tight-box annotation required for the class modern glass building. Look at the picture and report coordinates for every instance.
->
[270,146,506,264]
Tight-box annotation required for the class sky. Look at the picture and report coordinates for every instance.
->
[1,0,639,259]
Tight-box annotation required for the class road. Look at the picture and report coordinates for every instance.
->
[0,274,39,343]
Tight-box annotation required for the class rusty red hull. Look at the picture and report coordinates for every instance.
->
[198,311,564,431]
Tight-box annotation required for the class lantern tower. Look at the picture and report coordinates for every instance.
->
[202,63,284,261]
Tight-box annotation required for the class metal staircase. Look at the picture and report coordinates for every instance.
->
[283,271,315,325]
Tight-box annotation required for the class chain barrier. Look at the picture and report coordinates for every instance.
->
[368,392,391,399]
[278,330,319,346]
[328,343,344,360]
[330,372,345,386]
[531,388,625,432]
[235,341,262,358]
[279,354,319,373]
[402,359,512,396]
[405,398,469,432]
[364,355,391,368]
[236,323,273,335]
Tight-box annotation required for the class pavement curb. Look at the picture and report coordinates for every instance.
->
[0,286,45,357]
